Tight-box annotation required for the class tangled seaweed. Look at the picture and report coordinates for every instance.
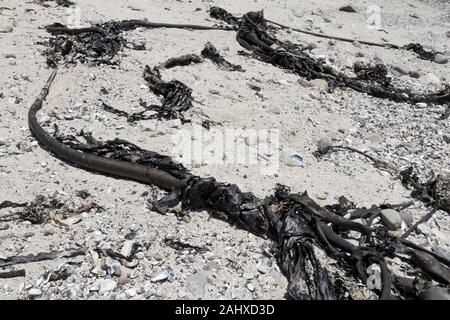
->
[210,8,450,108]
[36,0,74,7]
[42,20,230,66]
[43,22,125,66]
[400,168,450,213]
[404,43,437,61]
[100,66,194,123]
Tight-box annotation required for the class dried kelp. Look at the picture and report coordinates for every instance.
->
[400,168,450,214]
[209,6,241,27]
[0,249,86,268]
[158,54,203,69]
[53,129,190,180]
[404,43,437,62]
[99,65,195,123]
[42,20,231,66]
[201,42,244,72]
[36,0,74,7]
[353,62,391,87]
[157,42,244,72]
[43,22,125,66]
[210,8,450,107]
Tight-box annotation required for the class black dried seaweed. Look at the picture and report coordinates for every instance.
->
[210,8,450,107]
[43,22,125,66]
[201,42,244,72]
[53,130,190,180]
[353,62,391,87]
[158,54,203,69]
[404,43,437,61]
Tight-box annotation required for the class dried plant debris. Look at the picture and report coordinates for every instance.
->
[0,194,103,225]
[210,8,450,107]
[201,42,244,71]
[209,6,241,27]
[157,54,203,69]
[0,269,26,279]
[403,43,438,61]
[100,66,194,123]
[164,237,209,254]
[400,168,450,213]
[157,42,244,72]
[353,62,391,87]
[42,22,125,66]
[0,248,86,268]
[42,20,229,66]
[35,0,75,7]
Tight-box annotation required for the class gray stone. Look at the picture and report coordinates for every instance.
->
[446,31,450,38]
[434,53,448,64]
[247,82,262,92]
[120,240,134,258]
[186,271,209,296]
[339,5,357,13]
[287,154,304,167]
[392,66,409,76]
[380,209,402,230]
[0,26,13,33]
[0,223,9,231]
[317,137,332,154]
[352,40,362,48]
[209,89,220,95]
[409,70,421,78]
[150,266,173,283]
[97,279,117,294]
[28,288,42,298]
[309,79,329,91]
[399,211,414,227]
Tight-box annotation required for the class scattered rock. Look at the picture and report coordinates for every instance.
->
[120,240,134,258]
[392,66,409,76]
[317,137,332,154]
[380,209,402,231]
[209,89,220,95]
[97,279,117,294]
[434,53,448,64]
[309,79,329,91]
[352,41,361,48]
[339,5,357,13]
[315,192,328,200]
[0,223,9,231]
[288,154,304,167]
[399,211,414,227]
[186,271,209,296]
[0,26,13,33]
[28,288,42,298]
[247,82,262,92]
[150,266,174,283]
